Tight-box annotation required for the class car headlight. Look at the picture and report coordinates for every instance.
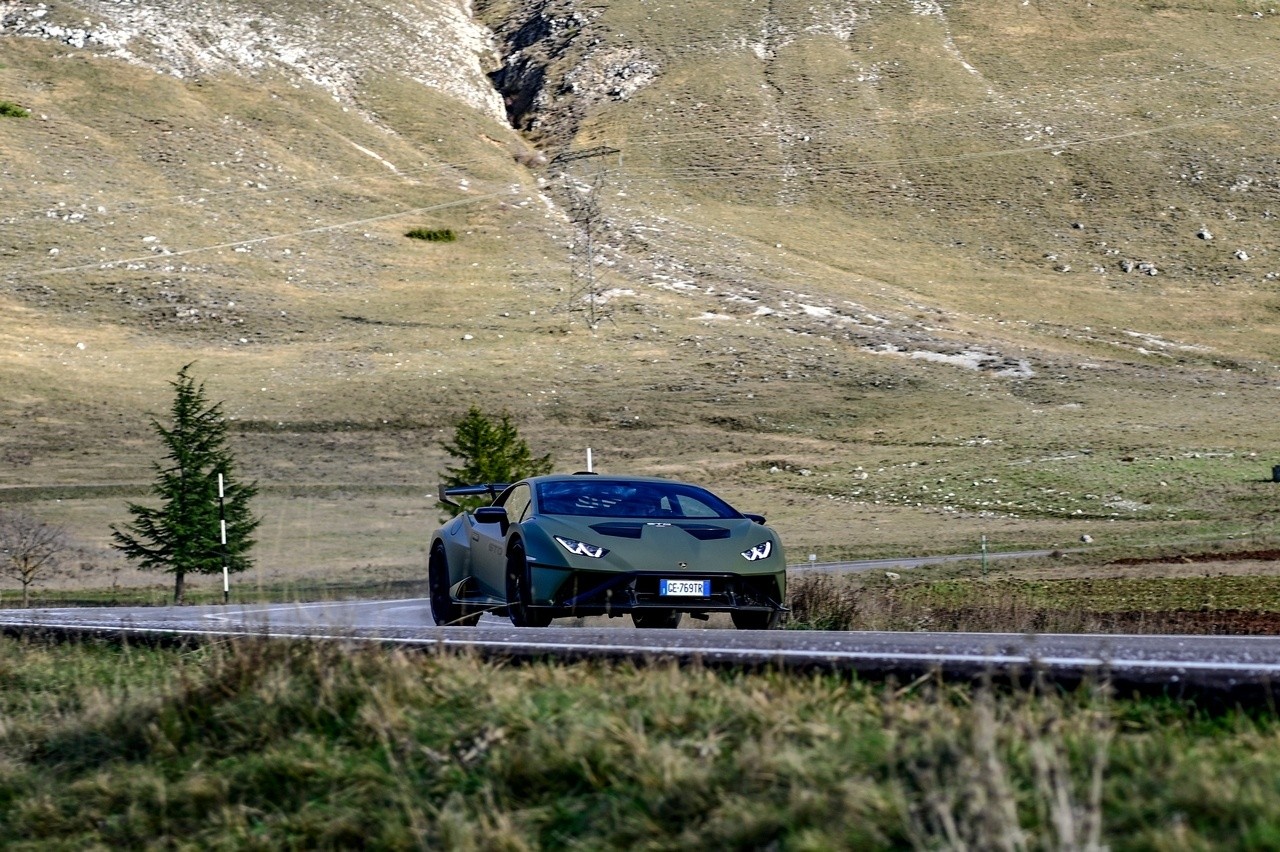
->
[554,536,609,558]
[741,541,773,561]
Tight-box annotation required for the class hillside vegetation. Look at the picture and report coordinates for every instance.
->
[1,0,1278,590]
[9,635,1280,848]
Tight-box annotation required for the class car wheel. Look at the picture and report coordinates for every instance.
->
[506,543,553,627]
[429,543,480,627]
[731,610,782,630]
[632,610,682,629]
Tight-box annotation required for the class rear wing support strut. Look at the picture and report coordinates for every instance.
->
[438,482,510,510]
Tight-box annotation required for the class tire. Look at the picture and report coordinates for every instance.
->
[506,543,553,627]
[632,610,683,629]
[429,543,480,627]
[731,609,782,630]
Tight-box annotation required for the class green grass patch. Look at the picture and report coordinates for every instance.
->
[0,100,29,118]
[787,571,1280,634]
[4,635,1280,847]
[404,227,456,242]
[896,575,1280,614]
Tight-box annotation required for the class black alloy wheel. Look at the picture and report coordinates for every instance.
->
[429,543,480,626]
[506,543,553,627]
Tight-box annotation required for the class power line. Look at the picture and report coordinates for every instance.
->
[2,153,511,224]
[6,44,1276,282]
[16,191,512,278]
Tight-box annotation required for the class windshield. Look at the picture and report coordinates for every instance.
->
[535,479,740,519]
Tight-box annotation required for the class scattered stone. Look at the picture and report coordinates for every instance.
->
[1,0,507,121]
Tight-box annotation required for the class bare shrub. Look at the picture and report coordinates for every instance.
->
[786,573,1175,635]
[786,573,942,632]
[786,573,860,630]
[0,508,70,606]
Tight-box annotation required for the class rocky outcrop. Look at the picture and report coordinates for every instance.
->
[1,0,506,124]
[478,0,657,149]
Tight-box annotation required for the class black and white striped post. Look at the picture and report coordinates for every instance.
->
[218,472,229,604]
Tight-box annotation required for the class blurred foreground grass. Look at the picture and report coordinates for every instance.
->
[2,636,1280,848]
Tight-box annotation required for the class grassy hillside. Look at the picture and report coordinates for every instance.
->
[2,0,1278,593]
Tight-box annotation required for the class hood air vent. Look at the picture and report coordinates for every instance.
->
[589,522,732,541]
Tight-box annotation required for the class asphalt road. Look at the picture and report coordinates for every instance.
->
[2,597,1279,699]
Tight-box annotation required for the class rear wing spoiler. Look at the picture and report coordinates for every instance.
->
[438,482,510,509]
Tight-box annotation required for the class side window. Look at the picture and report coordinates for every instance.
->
[500,483,533,523]
[672,495,719,518]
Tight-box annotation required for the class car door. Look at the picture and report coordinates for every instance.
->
[471,483,533,596]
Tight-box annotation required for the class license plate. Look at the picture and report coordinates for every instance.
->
[660,579,708,596]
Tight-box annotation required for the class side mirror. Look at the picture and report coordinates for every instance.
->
[744,513,767,525]
[474,506,510,533]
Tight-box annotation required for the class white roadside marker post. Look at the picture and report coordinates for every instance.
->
[218,473,229,604]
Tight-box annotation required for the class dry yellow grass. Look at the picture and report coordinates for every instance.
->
[2,0,1279,592]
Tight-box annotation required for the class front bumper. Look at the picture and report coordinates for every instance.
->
[529,565,787,616]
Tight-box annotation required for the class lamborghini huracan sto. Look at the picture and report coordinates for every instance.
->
[429,473,787,629]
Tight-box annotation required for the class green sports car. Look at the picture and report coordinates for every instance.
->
[429,473,787,629]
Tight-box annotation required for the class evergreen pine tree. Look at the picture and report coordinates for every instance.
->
[439,406,553,515]
[112,364,260,603]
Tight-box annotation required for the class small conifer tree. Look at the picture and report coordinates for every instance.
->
[439,406,553,515]
[112,364,259,603]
